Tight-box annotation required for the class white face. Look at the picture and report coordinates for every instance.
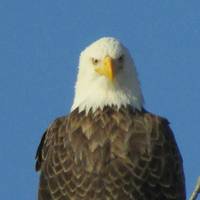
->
[79,38,132,85]
[72,37,144,113]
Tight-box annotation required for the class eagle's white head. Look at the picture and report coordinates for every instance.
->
[71,37,144,113]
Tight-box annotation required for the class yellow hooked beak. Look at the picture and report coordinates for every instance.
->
[95,56,115,81]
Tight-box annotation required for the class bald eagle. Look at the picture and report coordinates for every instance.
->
[36,37,186,200]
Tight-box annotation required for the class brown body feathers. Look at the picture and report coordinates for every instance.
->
[36,106,185,200]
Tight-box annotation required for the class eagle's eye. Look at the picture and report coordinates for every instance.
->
[91,58,99,65]
[118,55,124,63]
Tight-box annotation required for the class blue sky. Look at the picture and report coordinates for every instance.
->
[0,0,199,199]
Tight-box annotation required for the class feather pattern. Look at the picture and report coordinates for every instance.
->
[36,106,185,200]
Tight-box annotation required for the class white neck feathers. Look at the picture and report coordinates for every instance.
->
[71,37,144,113]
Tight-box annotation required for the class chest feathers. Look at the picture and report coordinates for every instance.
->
[66,106,152,173]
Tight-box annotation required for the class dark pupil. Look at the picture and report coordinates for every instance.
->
[119,56,123,62]
[93,58,98,64]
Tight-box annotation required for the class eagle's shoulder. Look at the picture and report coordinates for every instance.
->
[131,110,186,199]
[35,115,68,171]
[141,109,170,127]
[139,110,173,144]
[136,110,182,160]
[142,111,180,155]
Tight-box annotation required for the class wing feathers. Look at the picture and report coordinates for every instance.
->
[36,107,185,200]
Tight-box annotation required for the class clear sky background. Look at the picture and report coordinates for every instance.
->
[0,0,199,199]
